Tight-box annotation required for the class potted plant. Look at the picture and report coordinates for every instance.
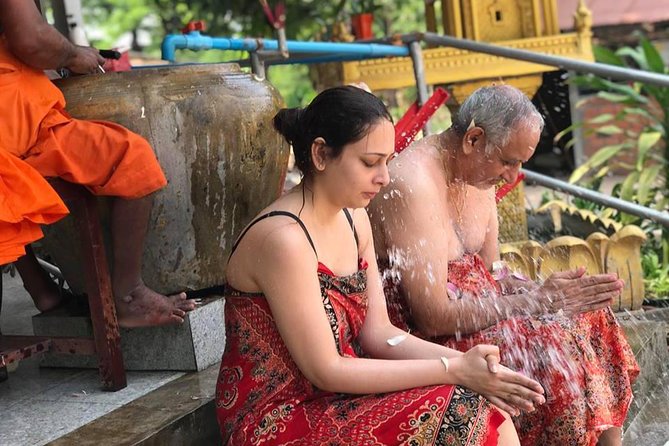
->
[350,0,377,40]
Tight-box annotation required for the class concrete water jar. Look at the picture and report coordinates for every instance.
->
[42,63,289,294]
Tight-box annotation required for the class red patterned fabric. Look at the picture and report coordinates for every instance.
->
[216,260,505,445]
[385,253,639,446]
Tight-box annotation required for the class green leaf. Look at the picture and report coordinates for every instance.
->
[622,107,659,123]
[637,131,662,169]
[587,143,628,167]
[616,46,648,70]
[601,207,616,219]
[620,171,640,201]
[569,164,593,184]
[654,196,669,212]
[642,84,669,107]
[554,122,583,143]
[588,113,614,124]
[640,36,666,74]
[574,97,591,108]
[594,165,610,179]
[569,144,626,183]
[637,164,662,205]
[596,125,623,135]
[597,91,646,104]
[593,45,625,66]
[597,78,649,103]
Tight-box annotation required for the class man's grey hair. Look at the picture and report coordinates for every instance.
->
[451,85,545,154]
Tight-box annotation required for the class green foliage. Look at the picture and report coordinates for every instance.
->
[82,0,428,108]
[558,36,669,283]
[350,0,379,15]
[642,251,669,298]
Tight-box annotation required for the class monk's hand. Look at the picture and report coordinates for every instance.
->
[451,344,544,416]
[65,46,106,75]
[535,267,623,316]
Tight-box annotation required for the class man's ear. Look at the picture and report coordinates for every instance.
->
[462,127,486,155]
[310,137,329,172]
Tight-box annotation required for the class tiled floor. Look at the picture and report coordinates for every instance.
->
[0,273,184,446]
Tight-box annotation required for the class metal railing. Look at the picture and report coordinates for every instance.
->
[160,31,669,228]
[522,170,669,228]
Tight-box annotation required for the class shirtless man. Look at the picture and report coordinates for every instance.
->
[0,0,195,327]
[369,85,637,445]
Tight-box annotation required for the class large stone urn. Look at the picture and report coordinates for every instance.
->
[42,63,289,294]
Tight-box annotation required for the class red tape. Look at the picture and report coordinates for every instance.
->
[394,87,449,153]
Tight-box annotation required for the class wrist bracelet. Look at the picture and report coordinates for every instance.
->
[440,356,449,373]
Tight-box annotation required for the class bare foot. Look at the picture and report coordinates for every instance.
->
[13,247,64,312]
[115,285,196,328]
[21,269,63,312]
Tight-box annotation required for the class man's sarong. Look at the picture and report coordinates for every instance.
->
[385,253,639,446]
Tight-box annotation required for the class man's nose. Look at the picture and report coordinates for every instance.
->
[502,165,520,184]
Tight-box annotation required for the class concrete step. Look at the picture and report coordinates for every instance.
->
[48,311,669,445]
[618,309,669,444]
[618,315,669,428]
[49,363,221,446]
[623,371,669,446]
[32,297,225,372]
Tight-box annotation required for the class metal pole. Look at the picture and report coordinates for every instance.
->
[409,41,431,136]
[422,32,669,88]
[522,169,669,228]
[162,33,409,63]
[567,71,586,166]
[250,52,266,79]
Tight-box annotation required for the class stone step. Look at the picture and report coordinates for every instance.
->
[618,315,669,428]
[50,363,222,446]
[32,297,225,371]
[618,308,669,444]
[623,371,669,446]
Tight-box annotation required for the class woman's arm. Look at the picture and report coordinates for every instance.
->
[252,218,544,412]
[355,209,545,414]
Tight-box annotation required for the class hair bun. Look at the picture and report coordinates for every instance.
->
[273,107,304,146]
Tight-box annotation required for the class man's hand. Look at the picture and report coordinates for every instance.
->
[535,267,623,316]
[65,46,106,74]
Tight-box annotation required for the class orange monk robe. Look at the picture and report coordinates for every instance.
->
[0,151,69,264]
[0,36,167,264]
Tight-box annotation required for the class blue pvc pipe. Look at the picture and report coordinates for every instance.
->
[161,31,409,62]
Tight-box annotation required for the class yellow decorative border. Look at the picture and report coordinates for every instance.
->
[341,33,593,90]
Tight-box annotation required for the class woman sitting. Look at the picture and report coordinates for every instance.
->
[215,86,545,445]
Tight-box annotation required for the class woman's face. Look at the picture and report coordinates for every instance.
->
[322,119,395,209]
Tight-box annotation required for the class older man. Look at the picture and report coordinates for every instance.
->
[0,0,194,327]
[369,85,638,446]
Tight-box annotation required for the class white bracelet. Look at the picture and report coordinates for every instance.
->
[440,356,449,373]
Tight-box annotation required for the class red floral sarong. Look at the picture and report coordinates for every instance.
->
[385,253,639,446]
[216,260,505,445]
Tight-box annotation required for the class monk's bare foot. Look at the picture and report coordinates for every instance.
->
[115,284,196,328]
[22,271,63,312]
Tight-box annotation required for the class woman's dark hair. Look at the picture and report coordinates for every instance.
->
[273,86,393,177]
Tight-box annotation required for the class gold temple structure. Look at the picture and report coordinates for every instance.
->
[326,0,593,101]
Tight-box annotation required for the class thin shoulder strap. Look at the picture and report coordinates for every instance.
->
[342,208,359,248]
[229,211,317,260]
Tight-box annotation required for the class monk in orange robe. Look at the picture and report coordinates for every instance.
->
[0,0,195,327]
